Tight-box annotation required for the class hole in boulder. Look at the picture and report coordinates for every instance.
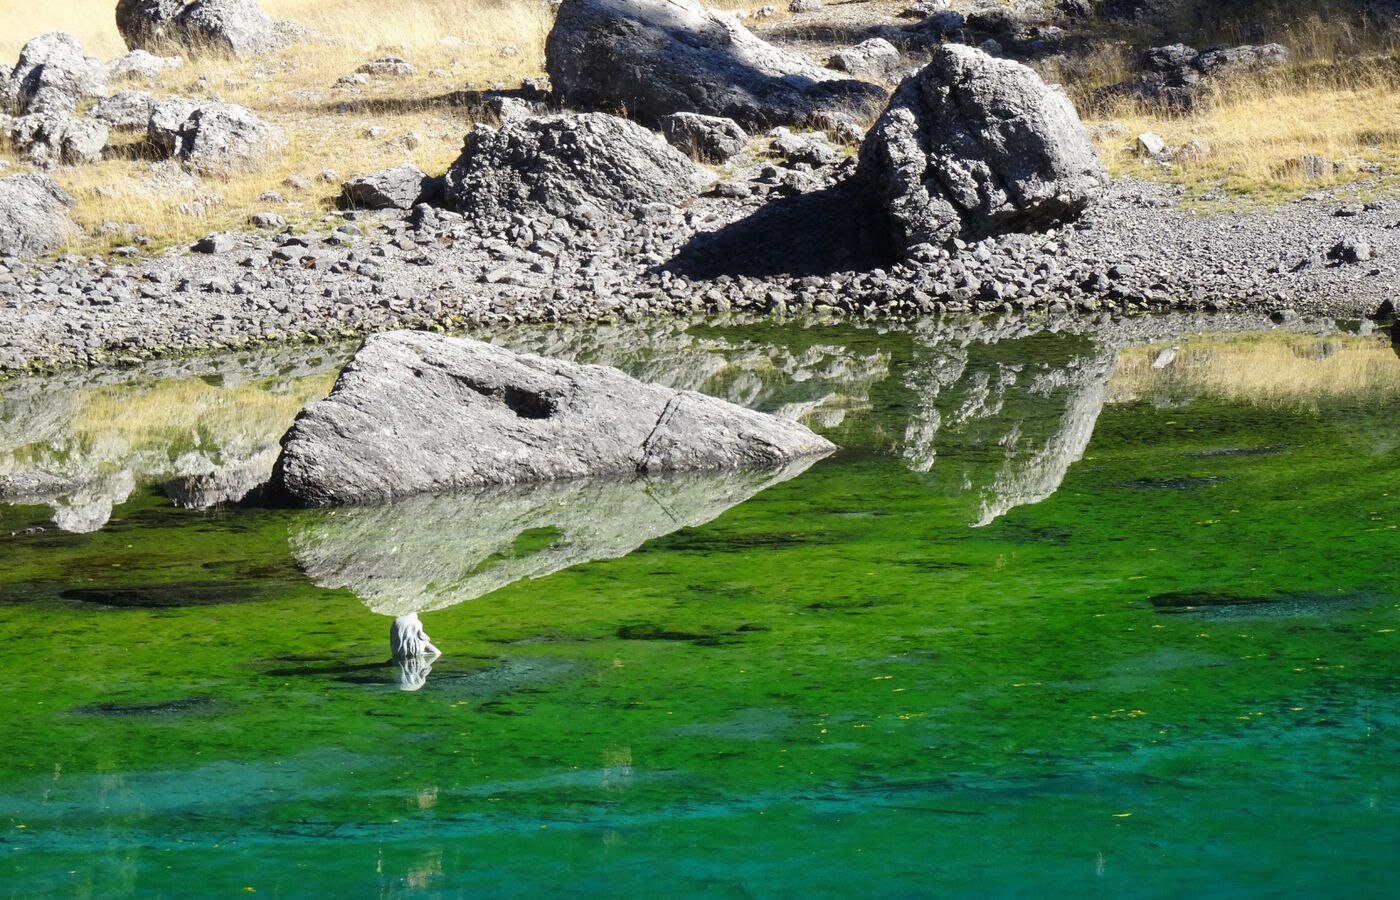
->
[502,387,555,419]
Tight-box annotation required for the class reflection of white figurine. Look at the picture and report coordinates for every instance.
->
[390,613,441,659]
[394,656,434,692]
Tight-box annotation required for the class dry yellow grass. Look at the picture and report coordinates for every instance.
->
[1084,75,1400,203]
[1,0,555,254]
[1108,334,1400,410]
[64,374,335,462]
[1054,7,1400,204]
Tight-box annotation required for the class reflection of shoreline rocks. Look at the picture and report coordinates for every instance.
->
[289,459,819,616]
[900,319,1118,526]
[489,320,891,431]
[0,343,346,530]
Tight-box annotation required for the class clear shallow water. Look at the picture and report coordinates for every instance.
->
[0,318,1397,898]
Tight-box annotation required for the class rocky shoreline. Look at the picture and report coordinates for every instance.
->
[2,166,1397,377]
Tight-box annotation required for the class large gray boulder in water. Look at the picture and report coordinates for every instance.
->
[0,32,107,116]
[858,44,1107,250]
[545,0,888,130]
[115,0,302,58]
[272,331,837,506]
[0,173,77,257]
[443,112,712,222]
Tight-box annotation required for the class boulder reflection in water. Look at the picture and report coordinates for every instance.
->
[289,458,822,618]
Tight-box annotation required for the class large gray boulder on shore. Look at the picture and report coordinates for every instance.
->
[0,32,107,116]
[545,0,888,130]
[443,112,712,222]
[116,0,302,58]
[858,44,1107,250]
[272,331,837,506]
[172,101,286,175]
[0,173,77,257]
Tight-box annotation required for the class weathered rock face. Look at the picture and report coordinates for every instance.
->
[105,48,183,83]
[858,44,1107,250]
[829,38,903,83]
[443,113,712,222]
[146,96,200,154]
[545,0,888,130]
[88,90,158,129]
[0,32,107,116]
[115,0,300,58]
[659,111,749,162]
[1096,42,1288,110]
[341,163,433,210]
[0,173,77,257]
[172,102,286,175]
[5,113,109,167]
[272,331,837,506]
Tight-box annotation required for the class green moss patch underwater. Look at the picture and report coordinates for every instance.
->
[1,318,1397,898]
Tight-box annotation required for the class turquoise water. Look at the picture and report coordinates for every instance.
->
[0,318,1397,897]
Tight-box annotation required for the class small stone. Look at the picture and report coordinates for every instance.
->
[1135,131,1166,157]
[193,233,237,253]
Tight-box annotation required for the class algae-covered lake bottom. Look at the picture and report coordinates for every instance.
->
[0,316,1397,898]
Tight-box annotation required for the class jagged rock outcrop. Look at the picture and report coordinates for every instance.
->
[4,113,108,167]
[544,0,888,130]
[443,112,712,222]
[171,102,286,175]
[272,331,837,506]
[659,112,749,163]
[115,0,303,58]
[858,44,1107,250]
[0,32,107,116]
[0,173,78,256]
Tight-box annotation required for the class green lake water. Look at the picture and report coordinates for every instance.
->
[0,317,1397,898]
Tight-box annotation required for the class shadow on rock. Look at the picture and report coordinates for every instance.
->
[662,184,896,280]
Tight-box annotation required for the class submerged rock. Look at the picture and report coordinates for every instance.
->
[272,331,836,505]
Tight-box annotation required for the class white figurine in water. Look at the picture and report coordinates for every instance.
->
[390,613,441,660]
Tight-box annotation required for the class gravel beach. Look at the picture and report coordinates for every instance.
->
[2,168,1397,376]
